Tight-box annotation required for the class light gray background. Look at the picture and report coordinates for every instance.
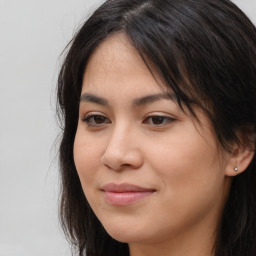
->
[0,1,255,256]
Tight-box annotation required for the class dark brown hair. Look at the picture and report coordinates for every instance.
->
[57,0,256,255]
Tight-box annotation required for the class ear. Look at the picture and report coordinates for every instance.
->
[225,145,254,176]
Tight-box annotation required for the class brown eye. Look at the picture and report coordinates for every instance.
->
[143,116,175,126]
[82,114,111,126]
[93,115,107,124]
[151,116,165,125]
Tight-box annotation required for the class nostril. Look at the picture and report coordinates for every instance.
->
[101,149,143,171]
[123,163,132,167]
[102,161,131,171]
[101,136,144,171]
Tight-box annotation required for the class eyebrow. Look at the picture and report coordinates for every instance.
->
[80,93,109,106]
[79,92,176,106]
[133,93,176,106]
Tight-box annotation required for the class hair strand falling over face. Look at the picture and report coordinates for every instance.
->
[57,0,256,255]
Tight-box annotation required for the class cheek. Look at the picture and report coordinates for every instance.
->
[147,129,218,175]
[143,139,226,234]
[145,128,225,203]
[73,132,102,186]
[73,132,105,215]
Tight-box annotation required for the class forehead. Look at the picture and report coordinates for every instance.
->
[82,33,166,95]
[86,33,143,70]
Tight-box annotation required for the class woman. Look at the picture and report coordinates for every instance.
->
[57,0,256,255]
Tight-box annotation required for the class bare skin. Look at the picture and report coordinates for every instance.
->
[73,33,254,256]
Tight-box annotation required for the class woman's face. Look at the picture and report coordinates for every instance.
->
[73,33,232,249]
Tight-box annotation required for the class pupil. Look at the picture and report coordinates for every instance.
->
[94,115,105,124]
[152,116,164,124]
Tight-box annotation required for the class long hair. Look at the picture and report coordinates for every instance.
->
[57,0,256,255]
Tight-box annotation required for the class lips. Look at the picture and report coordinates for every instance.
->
[101,183,156,205]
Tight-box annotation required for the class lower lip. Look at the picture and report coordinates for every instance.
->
[104,191,155,206]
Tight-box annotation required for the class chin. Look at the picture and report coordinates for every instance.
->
[108,232,146,244]
[103,220,161,245]
[101,221,145,243]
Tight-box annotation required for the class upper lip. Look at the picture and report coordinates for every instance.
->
[101,183,156,193]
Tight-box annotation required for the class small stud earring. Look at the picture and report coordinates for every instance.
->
[234,167,238,172]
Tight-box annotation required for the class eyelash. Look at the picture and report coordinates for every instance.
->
[81,113,176,127]
[82,114,111,126]
[143,116,176,126]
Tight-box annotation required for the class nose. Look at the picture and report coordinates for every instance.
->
[101,125,144,171]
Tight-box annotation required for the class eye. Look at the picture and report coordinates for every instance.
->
[143,115,175,126]
[82,114,111,126]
